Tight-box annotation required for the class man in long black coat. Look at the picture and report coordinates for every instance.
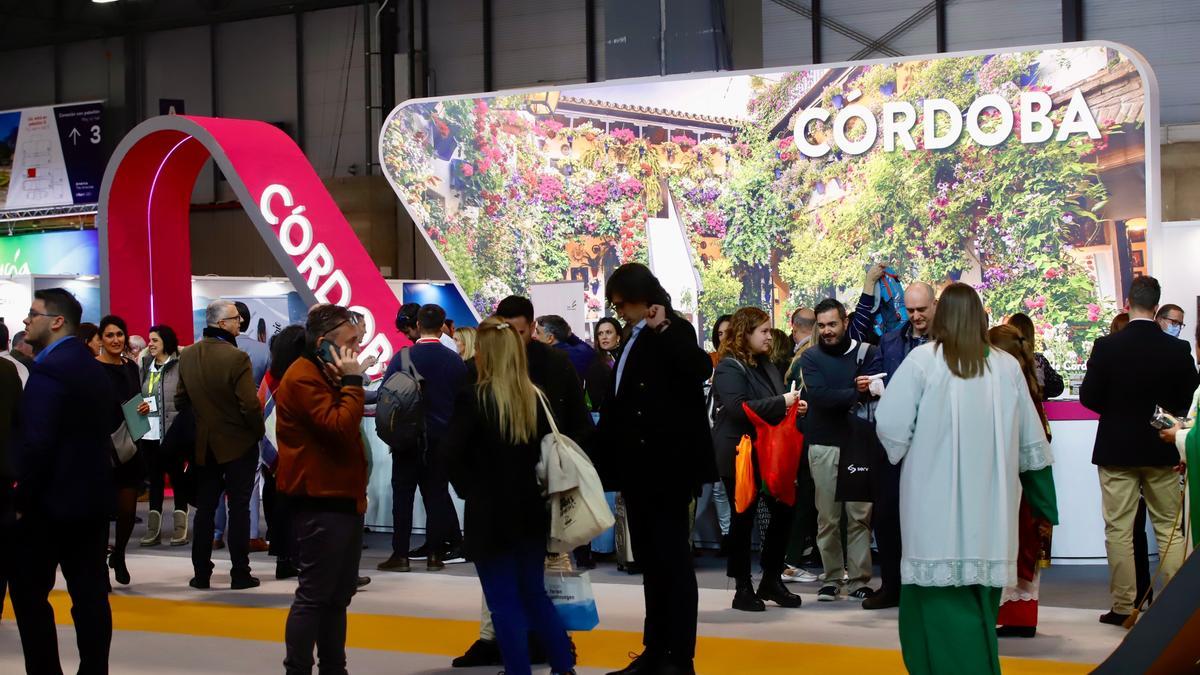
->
[598,264,716,675]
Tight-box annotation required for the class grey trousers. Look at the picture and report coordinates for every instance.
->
[284,510,363,675]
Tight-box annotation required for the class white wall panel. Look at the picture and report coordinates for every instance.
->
[494,0,588,89]
[144,26,214,203]
[945,0,1061,52]
[762,0,813,68]
[59,39,123,105]
[428,0,484,95]
[0,47,54,109]
[303,6,368,178]
[1085,0,1200,125]
[215,16,297,132]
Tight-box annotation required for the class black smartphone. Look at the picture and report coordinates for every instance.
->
[317,341,339,366]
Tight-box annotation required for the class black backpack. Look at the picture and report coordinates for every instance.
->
[374,347,426,450]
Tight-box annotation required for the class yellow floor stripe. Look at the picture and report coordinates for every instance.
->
[3,592,1096,674]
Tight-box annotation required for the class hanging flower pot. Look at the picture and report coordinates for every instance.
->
[1017,64,1039,87]
[948,268,963,281]
[880,81,896,97]
[831,94,846,109]
[430,119,457,161]
[449,159,470,190]
[814,181,826,195]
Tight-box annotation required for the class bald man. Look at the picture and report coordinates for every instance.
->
[791,307,816,354]
[848,264,938,611]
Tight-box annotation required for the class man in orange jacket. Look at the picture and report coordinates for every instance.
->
[275,304,369,675]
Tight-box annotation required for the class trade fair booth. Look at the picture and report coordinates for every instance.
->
[376,41,1195,562]
[93,42,1199,560]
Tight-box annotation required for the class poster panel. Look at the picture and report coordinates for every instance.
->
[381,43,1157,372]
[0,101,105,210]
[530,281,587,341]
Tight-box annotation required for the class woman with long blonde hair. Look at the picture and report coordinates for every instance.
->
[875,284,1052,674]
[988,324,1059,639]
[441,317,575,675]
[454,326,477,361]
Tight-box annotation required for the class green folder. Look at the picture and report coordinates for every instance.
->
[122,394,151,442]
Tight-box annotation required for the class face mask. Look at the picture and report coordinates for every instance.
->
[1165,323,1182,338]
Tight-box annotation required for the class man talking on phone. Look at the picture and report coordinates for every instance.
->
[275,303,372,674]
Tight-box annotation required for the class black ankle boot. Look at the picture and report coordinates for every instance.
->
[732,578,766,612]
[109,553,130,586]
[757,575,802,608]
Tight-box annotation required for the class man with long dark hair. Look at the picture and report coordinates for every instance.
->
[599,263,715,675]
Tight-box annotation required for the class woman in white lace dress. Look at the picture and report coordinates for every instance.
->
[875,284,1052,675]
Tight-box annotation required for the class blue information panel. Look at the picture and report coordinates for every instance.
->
[402,282,478,328]
[0,101,105,211]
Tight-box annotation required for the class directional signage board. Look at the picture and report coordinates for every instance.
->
[0,101,105,211]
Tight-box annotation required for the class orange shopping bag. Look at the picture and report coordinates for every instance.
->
[734,434,756,513]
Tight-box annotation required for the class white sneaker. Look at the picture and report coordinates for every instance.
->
[781,566,819,583]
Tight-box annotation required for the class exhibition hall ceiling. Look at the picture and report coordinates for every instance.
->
[0,0,363,50]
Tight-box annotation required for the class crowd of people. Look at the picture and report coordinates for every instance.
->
[1,262,1197,675]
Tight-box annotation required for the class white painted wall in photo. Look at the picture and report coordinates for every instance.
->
[1154,220,1200,359]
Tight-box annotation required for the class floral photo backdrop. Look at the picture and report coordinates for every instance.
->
[382,46,1145,371]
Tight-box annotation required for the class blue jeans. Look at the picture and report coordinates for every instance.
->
[474,540,574,675]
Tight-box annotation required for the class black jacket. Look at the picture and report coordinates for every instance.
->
[1080,319,1198,467]
[711,356,786,479]
[527,341,594,454]
[443,387,550,560]
[799,339,882,447]
[584,349,617,413]
[13,337,116,520]
[597,314,716,496]
[0,358,22,479]
[461,342,594,455]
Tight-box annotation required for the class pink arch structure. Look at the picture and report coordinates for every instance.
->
[97,115,409,372]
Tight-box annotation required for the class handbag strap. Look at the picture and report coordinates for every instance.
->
[535,388,564,445]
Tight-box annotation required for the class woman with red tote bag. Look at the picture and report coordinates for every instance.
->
[711,307,808,612]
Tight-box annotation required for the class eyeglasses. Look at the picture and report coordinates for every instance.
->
[217,314,240,323]
[27,310,61,320]
[1162,317,1186,329]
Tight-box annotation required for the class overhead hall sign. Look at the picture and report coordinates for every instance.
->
[0,101,105,211]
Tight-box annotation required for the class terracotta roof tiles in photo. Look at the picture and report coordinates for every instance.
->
[557,96,742,129]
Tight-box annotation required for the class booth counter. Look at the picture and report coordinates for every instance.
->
[1045,400,1108,563]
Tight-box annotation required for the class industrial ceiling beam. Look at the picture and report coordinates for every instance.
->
[769,0,903,59]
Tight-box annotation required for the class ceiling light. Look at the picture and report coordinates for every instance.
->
[92,0,119,4]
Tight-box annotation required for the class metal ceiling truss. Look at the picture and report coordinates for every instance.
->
[769,0,953,62]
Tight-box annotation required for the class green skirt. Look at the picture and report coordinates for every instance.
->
[899,584,1002,675]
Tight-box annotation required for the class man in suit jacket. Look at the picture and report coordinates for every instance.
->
[1081,275,1199,626]
[598,264,715,675]
[176,299,266,590]
[9,288,114,674]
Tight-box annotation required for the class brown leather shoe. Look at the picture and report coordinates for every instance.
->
[213,538,225,550]
[249,538,269,553]
[427,552,445,571]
